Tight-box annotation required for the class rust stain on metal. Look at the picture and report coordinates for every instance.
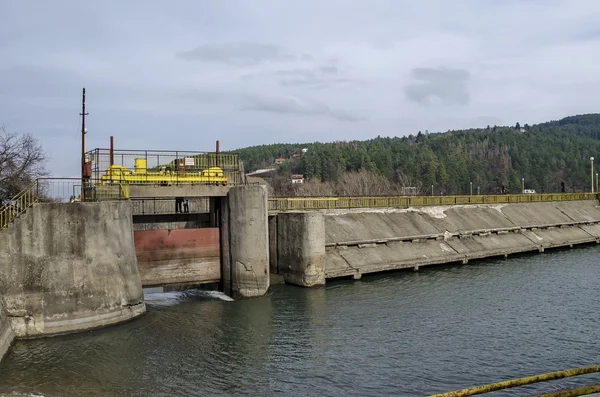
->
[134,228,220,263]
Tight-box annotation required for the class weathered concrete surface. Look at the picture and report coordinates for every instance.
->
[323,200,600,279]
[132,213,211,231]
[134,228,220,287]
[225,185,270,298]
[128,185,229,198]
[278,213,326,287]
[327,240,464,279]
[0,298,14,362]
[0,201,146,338]
[132,197,209,215]
[445,233,536,260]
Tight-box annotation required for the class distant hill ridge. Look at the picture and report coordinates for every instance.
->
[232,113,600,195]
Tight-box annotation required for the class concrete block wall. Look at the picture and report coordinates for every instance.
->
[0,201,146,338]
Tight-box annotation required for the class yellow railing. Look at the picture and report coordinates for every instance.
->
[428,364,600,397]
[0,182,39,229]
[0,178,131,230]
[268,193,598,211]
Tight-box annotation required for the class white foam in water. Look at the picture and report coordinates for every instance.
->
[143,291,187,307]
[198,290,235,302]
[143,289,234,306]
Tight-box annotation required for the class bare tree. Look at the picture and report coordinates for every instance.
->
[0,124,48,204]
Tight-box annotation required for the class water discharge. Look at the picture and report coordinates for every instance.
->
[1,245,600,396]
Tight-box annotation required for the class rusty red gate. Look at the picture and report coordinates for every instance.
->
[134,228,221,287]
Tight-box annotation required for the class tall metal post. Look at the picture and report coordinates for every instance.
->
[109,136,114,166]
[521,177,525,194]
[80,88,89,201]
[591,157,595,193]
[216,140,220,168]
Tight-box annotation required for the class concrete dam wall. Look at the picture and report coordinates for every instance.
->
[0,201,146,338]
[0,298,14,361]
[272,200,600,285]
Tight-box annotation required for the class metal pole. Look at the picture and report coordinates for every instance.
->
[591,157,595,193]
[431,184,434,196]
[470,182,472,196]
[109,136,114,166]
[521,178,525,193]
[216,140,220,168]
[80,88,88,201]
[596,172,598,194]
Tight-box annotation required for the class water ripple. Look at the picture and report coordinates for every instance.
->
[1,246,600,396]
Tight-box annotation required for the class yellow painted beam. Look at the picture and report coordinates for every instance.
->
[428,365,600,397]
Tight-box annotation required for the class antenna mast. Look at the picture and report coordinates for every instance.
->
[80,88,89,201]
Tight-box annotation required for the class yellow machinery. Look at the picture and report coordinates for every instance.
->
[99,158,228,186]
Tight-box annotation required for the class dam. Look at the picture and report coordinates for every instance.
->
[1,137,599,393]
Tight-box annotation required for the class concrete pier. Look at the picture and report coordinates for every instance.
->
[277,213,326,287]
[221,185,270,299]
[0,298,14,362]
[0,201,146,338]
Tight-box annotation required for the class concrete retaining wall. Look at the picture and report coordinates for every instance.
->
[323,200,600,279]
[0,298,14,362]
[0,201,146,338]
[271,200,600,284]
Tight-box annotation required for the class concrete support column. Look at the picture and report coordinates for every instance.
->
[222,185,270,299]
[277,212,326,287]
[0,298,14,363]
[268,215,278,274]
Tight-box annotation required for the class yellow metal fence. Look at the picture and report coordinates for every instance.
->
[268,193,598,211]
[0,182,38,230]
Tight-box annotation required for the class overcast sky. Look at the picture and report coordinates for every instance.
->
[2,0,600,176]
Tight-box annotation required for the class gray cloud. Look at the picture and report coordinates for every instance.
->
[177,42,292,65]
[241,94,364,122]
[404,67,471,105]
[242,64,355,89]
[3,0,600,177]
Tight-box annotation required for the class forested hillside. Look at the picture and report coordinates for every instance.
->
[233,114,600,196]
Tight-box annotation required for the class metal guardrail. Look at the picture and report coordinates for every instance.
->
[268,193,598,211]
[0,182,38,229]
[428,364,600,397]
[86,148,243,186]
[0,178,128,229]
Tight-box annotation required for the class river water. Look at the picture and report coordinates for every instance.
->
[1,245,600,397]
